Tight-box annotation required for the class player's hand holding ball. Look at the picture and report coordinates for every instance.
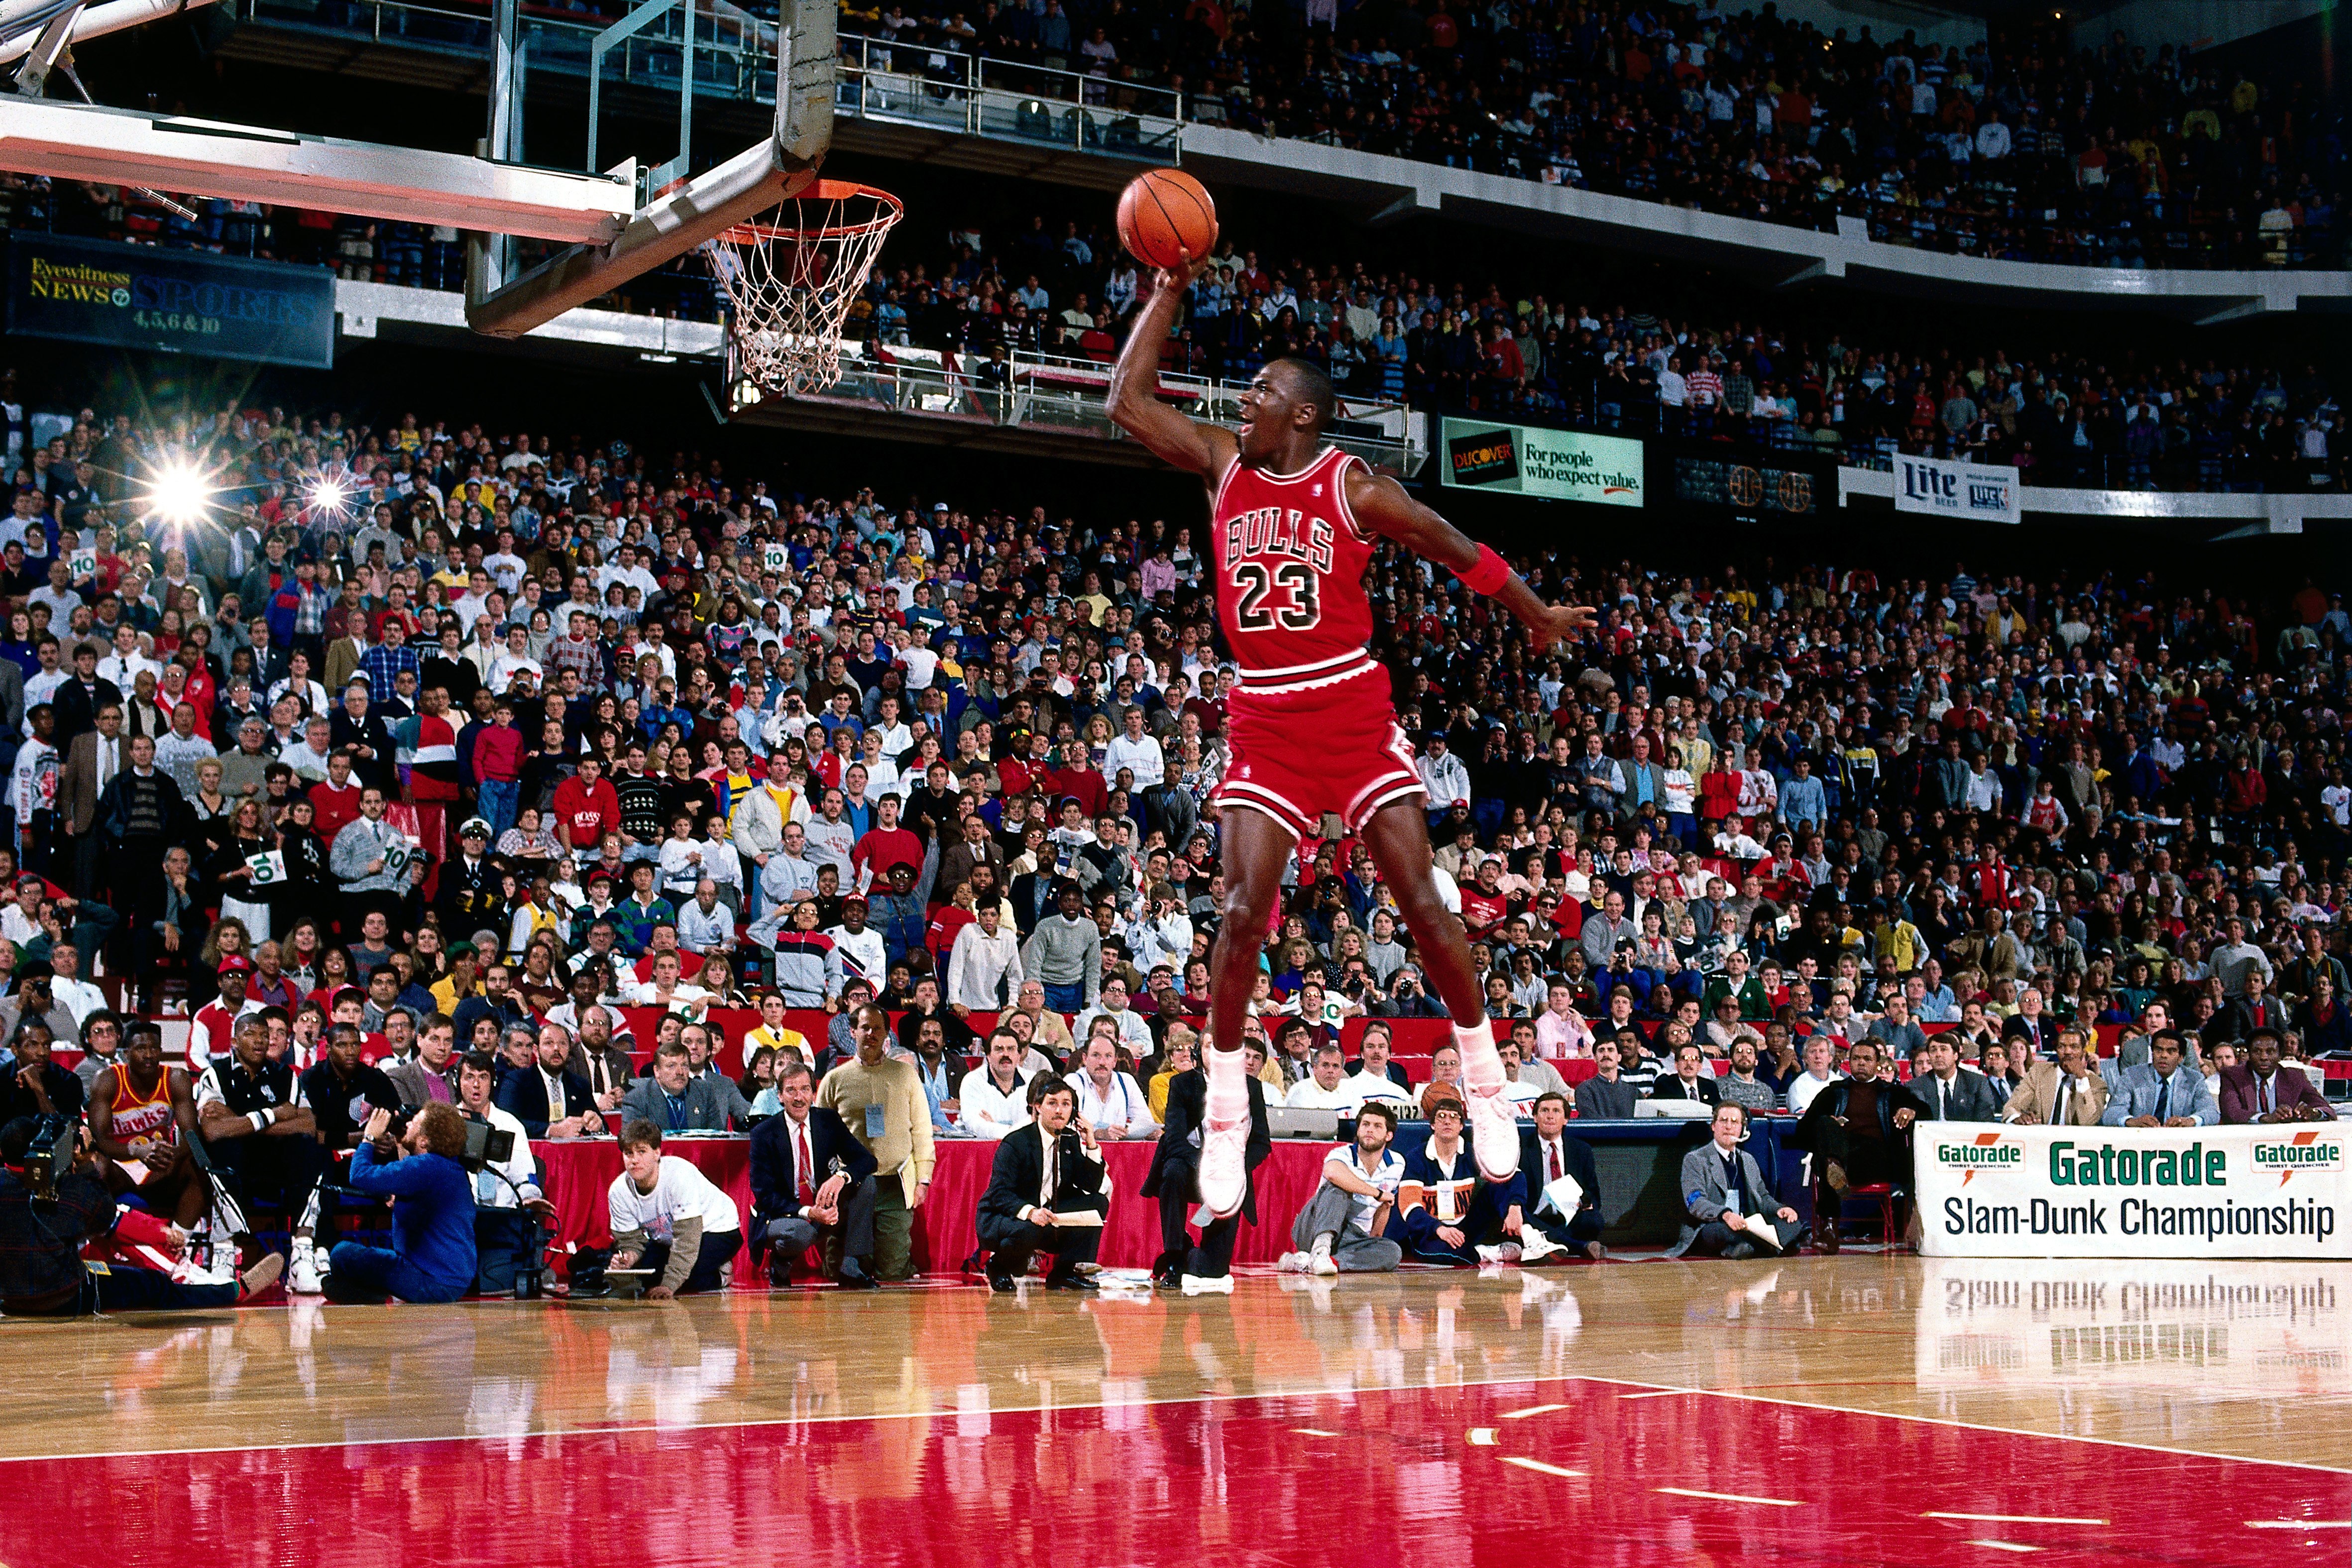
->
[1118,169,1218,288]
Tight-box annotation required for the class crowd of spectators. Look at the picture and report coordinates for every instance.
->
[849,207,2352,493]
[853,0,2346,271]
[0,372,2344,1301]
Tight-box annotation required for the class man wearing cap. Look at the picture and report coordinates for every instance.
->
[189,959,258,1081]
[824,894,887,1000]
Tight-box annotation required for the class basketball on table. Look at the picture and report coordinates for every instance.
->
[1118,169,1218,272]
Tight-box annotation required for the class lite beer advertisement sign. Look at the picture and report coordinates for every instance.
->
[1440,419,1645,507]
[1917,1124,2352,1260]
[6,233,336,368]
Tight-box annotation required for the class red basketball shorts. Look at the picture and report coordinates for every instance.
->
[1211,668,1424,839]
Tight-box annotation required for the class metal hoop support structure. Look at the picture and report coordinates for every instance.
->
[704,178,902,398]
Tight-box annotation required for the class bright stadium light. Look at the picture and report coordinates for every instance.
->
[144,461,214,526]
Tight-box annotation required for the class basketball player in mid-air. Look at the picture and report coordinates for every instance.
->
[1109,256,1595,1220]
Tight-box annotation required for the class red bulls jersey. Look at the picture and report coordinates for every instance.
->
[1211,445,1379,695]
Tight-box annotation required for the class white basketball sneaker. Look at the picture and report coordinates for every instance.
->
[1465,1083,1523,1185]
[1197,1114,1249,1218]
[288,1247,323,1296]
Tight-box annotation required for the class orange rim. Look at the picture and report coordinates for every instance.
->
[715,181,903,247]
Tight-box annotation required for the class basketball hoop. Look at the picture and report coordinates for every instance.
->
[702,179,902,398]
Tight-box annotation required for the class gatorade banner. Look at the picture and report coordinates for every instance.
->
[1917,1123,2352,1260]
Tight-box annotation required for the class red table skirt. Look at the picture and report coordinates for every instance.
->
[533,1136,756,1278]
[530,1135,1340,1279]
[913,1138,1335,1273]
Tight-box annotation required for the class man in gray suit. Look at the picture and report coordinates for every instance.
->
[1904,1035,2000,1122]
[2101,1030,2219,1128]
[2103,1002,2200,1088]
[623,1040,752,1132]
[1664,1104,1803,1259]
[383,1016,461,1108]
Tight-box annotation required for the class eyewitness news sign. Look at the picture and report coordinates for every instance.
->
[5,232,335,368]
[1917,1123,2352,1260]
[1440,419,1645,507]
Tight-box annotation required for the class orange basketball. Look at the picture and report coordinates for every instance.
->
[1118,168,1218,271]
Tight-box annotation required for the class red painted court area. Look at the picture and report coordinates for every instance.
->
[6,1376,2344,1567]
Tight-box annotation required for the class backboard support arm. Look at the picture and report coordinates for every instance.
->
[463,0,833,339]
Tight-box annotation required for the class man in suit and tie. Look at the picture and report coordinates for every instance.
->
[1142,1038,1271,1292]
[493,1022,606,1137]
[749,1059,880,1288]
[1517,1091,1604,1260]
[2002,987,2061,1058]
[58,700,125,900]
[1665,1103,1804,1258]
[1906,1035,2000,1123]
[976,1074,1108,1292]
[1656,1039,1722,1108]
[622,1040,752,1132]
[2102,1028,2220,1127]
[2219,1028,2337,1124]
[2106,1002,2178,1085]
[2002,1029,2110,1126]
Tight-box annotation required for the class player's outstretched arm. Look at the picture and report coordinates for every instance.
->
[1107,260,1237,479]
[1345,466,1598,649]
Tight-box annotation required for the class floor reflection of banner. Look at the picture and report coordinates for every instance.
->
[1918,1257,2352,1394]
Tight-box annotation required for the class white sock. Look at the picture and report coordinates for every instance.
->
[1309,1233,1333,1261]
[1204,1044,1249,1125]
[1455,1017,1504,1094]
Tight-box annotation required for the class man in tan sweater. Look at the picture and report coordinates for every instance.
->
[817,1002,936,1280]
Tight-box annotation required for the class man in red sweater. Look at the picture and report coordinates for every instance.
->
[850,793,923,894]
[310,749,366,845]
[552,754,621,865]
[470,698,527,839]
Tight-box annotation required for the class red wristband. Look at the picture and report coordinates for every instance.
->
[1456,543,1511,596]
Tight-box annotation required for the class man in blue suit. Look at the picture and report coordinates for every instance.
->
[493,1023,605,1137]
[2100,1029,2220,1127]
[749,1059,881,1287]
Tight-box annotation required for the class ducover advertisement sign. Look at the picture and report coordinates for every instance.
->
[1916,1123,2352,1260]
[1440,419,1644,507]
[6,232,336,368]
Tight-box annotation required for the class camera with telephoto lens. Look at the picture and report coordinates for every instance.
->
[15,1114,78,1204]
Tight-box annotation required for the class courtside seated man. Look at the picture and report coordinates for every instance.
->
[1109,252,1595,1212]
[976,1074,1107,1292]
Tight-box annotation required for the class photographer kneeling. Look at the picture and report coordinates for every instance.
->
[326,1103,478,1304]
[0,1116,284,1315]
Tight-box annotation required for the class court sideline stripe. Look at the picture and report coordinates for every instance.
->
[5,1370,2346,1474]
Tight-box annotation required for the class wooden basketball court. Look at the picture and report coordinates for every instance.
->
[6,1254,2346,1566]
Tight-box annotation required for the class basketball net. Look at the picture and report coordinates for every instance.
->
[701,180,902,398]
